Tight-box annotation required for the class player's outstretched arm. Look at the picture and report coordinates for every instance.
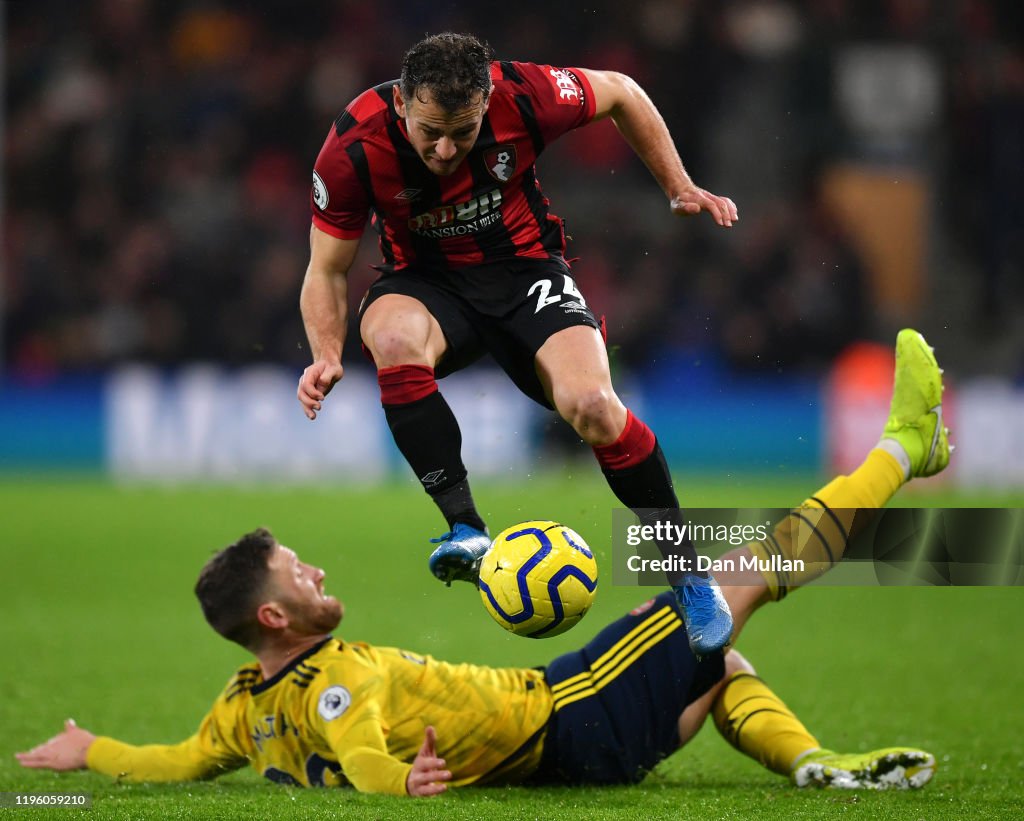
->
[581,68,738,228]
[406,726,451,797]
[16,719,95,772]
[298,226,360,420]
[19,706,248,783]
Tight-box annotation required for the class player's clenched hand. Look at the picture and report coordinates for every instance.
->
[670,184,738,228]
[406,725,450,797]
[15,719,95,771]
[298,360,344,420]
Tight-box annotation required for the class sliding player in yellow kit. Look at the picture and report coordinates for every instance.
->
[18,330,948,795]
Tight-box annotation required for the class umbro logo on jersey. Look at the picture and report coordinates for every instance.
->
[394,188,422,200]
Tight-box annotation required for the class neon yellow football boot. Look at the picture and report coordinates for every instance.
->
[881,329,950,478]
[792,747,936,790]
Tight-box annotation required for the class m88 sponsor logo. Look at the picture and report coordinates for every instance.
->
[408,190,504,238]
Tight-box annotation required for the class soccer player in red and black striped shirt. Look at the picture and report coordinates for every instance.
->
[296,33,740,655]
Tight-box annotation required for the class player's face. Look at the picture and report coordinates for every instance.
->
[267,545,343,634]
[394,85,489,176]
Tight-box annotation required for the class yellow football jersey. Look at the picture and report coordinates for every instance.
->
[87,637,552,795]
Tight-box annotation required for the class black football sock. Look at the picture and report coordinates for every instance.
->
[593,411,705,584]
[431,478,487,533]
[601,447,705,585]
[383,391,486,532]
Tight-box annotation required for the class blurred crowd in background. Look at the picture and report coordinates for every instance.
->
[5,0,1023,382]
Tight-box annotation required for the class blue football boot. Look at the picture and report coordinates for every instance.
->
[674,573,733,656]
[428,523,492,586]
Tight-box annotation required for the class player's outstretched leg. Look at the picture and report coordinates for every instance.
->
[374,363,489,585]
[705,664,935,790]
[792,748,936,790]
[742,328,951,600]
[428,523,492,585]
[535,325,734,654]
[594,417,734,656]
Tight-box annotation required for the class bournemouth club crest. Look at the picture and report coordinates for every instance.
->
[484,145,517,182]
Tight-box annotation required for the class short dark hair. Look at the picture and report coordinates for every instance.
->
[195,528,277,650]
[400,32,494,111]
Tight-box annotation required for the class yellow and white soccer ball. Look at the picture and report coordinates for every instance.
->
[478,521,598,638]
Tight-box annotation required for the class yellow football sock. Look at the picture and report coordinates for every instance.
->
[749,449,906,600]
[712,671,820,776]
[821,448,906,508]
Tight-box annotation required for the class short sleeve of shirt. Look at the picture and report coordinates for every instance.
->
[311,127,371,240]
[507,61,596,144]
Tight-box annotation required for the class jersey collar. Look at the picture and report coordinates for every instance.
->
[250,636,334,695]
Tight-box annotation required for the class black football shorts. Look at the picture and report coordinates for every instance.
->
[358,255,601,408]
[529,591,725,785]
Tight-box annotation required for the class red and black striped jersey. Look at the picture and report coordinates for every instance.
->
[311,61,596,270]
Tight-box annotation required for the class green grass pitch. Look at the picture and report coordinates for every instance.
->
[2,474,1023,819]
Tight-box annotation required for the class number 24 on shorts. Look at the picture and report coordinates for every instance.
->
[528,275,587,314]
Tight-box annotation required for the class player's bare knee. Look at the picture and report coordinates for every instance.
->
[364,328,430,368]
[558,386,619,442]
